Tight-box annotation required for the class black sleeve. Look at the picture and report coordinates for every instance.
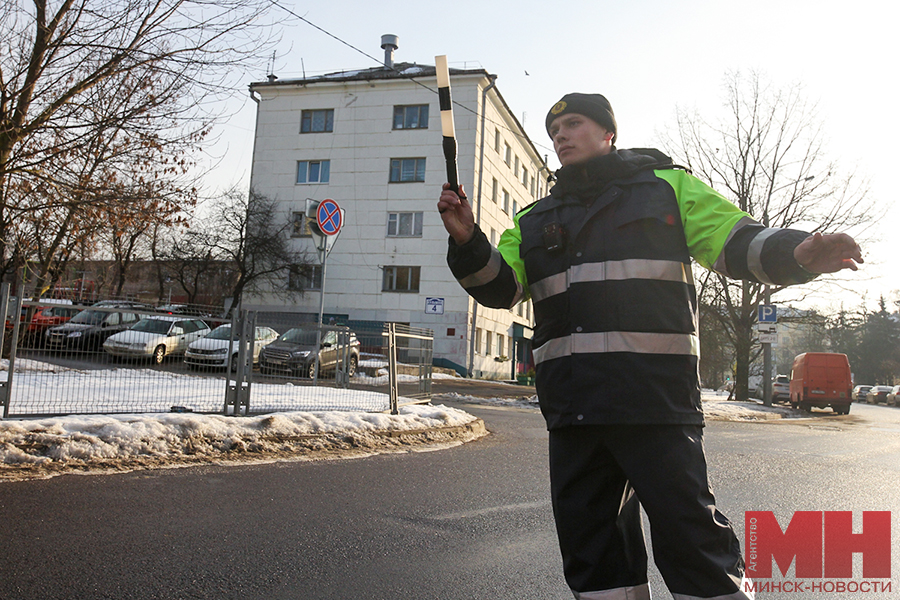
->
[446,224,523,309]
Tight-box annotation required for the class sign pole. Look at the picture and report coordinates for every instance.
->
[306,198,344,386]
[313,234,328,385]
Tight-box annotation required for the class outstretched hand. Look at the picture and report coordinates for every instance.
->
[438,183,475,245]
[793,232,863,274]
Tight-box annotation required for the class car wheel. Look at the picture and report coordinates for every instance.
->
[347,355,358,377]
[230,354,239,373]
[790,401,799,410]
[308,361,317,379]
[153,345,166,365]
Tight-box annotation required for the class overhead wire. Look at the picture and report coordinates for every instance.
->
[267,1,557,160]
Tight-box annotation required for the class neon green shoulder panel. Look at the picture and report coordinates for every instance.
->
[654,169,755,271]
[497,204,536,300]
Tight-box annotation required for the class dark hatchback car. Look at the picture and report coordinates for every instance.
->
[45,305,144,351]
[258,327,360,378]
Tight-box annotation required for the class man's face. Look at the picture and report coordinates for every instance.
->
[549,113,613,167]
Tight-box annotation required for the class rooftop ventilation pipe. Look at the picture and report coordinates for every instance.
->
[381,34,399,69]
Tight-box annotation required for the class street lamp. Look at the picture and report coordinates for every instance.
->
[761,175,814,406]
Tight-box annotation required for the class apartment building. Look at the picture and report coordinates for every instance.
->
[247,36,547,378]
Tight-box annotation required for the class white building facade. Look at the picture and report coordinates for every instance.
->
[247,50,547,379]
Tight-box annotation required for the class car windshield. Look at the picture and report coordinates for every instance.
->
[69,310,106,325]
[207,325,233,340]
[131,319,173,334]
[278,328,317,345]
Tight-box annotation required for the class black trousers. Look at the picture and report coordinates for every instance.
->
[549,424,746,597]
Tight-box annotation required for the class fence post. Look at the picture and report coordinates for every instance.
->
[388,322,398,415]
[0,283,9,418]
[1,285,24,419]
[224,309,253,416]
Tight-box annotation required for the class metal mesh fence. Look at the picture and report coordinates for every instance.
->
[0,290,433,418]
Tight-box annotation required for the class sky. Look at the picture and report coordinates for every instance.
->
[200,0,900,313]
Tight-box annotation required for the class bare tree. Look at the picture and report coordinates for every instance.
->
[661,71,879,401]
[0,0,278,282]
[158,188,314,314]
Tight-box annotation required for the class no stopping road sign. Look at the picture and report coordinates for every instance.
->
[316,199,343,236]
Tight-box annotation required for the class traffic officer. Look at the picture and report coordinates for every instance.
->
[438,93,862,600]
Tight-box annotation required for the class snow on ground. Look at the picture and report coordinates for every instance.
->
[0,357,805,482]
[435,389,803,422]
[0,359,484,480]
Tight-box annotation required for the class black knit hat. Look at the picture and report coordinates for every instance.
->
[546,93,617,144]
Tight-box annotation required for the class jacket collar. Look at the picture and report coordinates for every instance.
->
[550,148,673,201]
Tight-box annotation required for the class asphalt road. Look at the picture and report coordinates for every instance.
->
[1,401,899,599]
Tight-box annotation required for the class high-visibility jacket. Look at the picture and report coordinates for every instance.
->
[448,149,815,428]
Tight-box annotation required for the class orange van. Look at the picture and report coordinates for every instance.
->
[789,352,853,414]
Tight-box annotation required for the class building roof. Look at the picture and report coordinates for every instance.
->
[250,62,490,88]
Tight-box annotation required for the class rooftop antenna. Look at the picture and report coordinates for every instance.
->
[266,51,277,83]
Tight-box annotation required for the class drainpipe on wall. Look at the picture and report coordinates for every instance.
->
[467,75,498,378]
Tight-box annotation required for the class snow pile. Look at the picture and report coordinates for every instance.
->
[0,405,483,480]
[701,390,798,421]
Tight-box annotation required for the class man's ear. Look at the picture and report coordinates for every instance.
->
[605,132,614,142]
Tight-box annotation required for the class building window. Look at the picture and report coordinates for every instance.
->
[393,104,429,129]
[475,328,482,353]
[522,167,529,187]
[514,156,520,177]
[491,178,498,204]
[504,143,511,165]
[498,335,505,357]
[387,212,424,237]
[288,264,322,291]
[300,109,334,133]
[512,199,518,215]
[495,130,501,152]
[490,228,497,245]
[291,212,313,237]
[389,158,426,183]
[297,160,330,184]
[502,189,510,214]
[383,266,420,292]
[517,302,524,317]
[485,331,492,356]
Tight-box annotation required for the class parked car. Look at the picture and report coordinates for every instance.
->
[887,385,900,407]
[46,305,144,351]
[258,327,360,378]
[5,300,79,339]
[772,375,791,402]
[852,384,873,403]
[865,385,894,405]
[184,324,279,371]
[789,352,853,414]
[103,316,210,363]
[156,304,213,318]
